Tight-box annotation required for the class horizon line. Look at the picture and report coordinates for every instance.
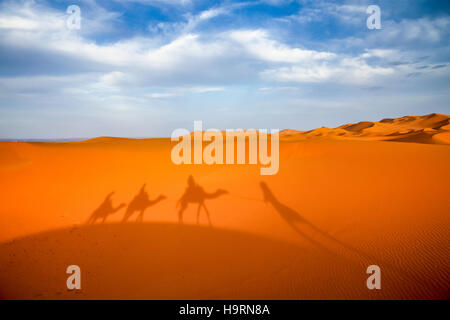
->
[0,112,446,142]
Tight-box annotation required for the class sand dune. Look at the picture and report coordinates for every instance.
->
[0,114,449,299]
[0,223,447,300]
[0,143,31,170]
[281,113,450,144]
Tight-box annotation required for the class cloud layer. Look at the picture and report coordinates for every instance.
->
[0,0,449,138]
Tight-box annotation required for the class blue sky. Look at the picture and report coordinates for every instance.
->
[0,0,449,138]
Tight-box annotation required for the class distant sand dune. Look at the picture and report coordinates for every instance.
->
[281,113,450,144]
[0,143,31,171]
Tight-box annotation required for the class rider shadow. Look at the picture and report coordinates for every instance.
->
[86,192,125,224]
[260,182,371,259]
[122,184,166,223]
[177,175,228,227]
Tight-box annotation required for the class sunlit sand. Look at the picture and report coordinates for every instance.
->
[0,113,448,299]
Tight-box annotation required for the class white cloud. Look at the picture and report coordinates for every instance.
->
[261,54,394,84]
[187,86,225,93]
[228,29,335,63]
[180,2,252,33]
[146,86,225,99]
[381,17,448,43]
[288,2,367,25]
[361,49,398,59]
[148,92,177,99]
[0,1,65,31]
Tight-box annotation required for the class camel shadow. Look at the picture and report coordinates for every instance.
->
[260,182,373,259]
[122,184,166,223]
[177,175,228,226]
[86,191,125,224]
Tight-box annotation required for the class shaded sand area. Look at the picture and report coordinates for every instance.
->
[0,114,449,299]
[1,223,446,300]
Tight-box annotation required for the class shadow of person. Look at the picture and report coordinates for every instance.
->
[260,182,374,258]
[177,175,228,227]
[259,182,417,281]
[86,191,125,224]
[122,184,166,223]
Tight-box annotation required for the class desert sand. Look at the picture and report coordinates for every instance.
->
[0,113,449,299]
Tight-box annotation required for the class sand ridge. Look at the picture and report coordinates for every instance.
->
[280,113,450,144]
[0,114,449,299]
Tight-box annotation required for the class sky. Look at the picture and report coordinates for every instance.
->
[0,0,449,139]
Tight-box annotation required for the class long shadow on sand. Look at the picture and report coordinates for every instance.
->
[259,182,428,289]
[0,223,442,299]
[260,182,382,261]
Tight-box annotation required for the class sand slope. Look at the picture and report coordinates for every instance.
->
[281,113,450,144]
[0,223,447,300]
[0,114,449,299]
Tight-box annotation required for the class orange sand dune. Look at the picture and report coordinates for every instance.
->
[281,113,450,144]
[0,114,449,299]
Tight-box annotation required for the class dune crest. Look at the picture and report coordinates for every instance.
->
[281,113,450,144]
